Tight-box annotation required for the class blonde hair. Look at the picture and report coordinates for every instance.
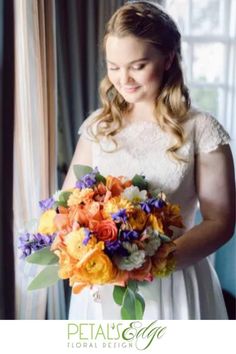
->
[88,1,191,161]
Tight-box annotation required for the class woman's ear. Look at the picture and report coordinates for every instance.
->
[165,51,175,71]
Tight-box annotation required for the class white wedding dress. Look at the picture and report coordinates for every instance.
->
[68,107,230,320]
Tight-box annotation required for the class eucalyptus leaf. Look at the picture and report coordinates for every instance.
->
[73,164,93,180]
[113,285,126,305]
[26,246,58,265]
[59,191,72,204]
[132,174,148,190]
[135,293,145,320]
[27,265,60,290]
[121,288,136,320]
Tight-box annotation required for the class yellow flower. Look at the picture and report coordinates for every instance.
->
[128,208,148,231]
[147,214,164,234]
[65,228,97,260]
[103,196,134,218]
[67,188,94,206]
[37,209,57,234]
[72,242,117,285]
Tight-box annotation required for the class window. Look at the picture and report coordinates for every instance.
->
[165,0,236,156]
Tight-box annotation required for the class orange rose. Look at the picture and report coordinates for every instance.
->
[94,220,118,242]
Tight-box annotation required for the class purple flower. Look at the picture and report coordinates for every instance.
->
[39,197,55,211]
[75,167,99,189]
[120,230,139,241]
[111,209,128,223]
[105,240,129,256]
[18,232,56,259]
[82,228,92,245]
[140,197,165,213]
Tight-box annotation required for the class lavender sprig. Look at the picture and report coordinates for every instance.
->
[18,232,56,259]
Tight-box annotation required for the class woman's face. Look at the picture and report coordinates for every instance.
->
[105,35,170,105]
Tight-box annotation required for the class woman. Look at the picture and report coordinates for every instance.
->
[64,1,235,319]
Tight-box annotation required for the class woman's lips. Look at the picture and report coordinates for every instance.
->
[123,86,140,93]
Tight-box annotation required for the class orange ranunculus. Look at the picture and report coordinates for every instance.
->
[94,219,118,242]
[128,258,152,281]
[128,209,148,231]
[106,176,125,196]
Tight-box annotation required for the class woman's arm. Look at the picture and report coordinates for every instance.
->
[174,144,235,269]
[62,136,92,190]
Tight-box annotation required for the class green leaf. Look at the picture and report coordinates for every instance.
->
[113,285,126,305]
[135,293,145,320]
[59,191,72,204]
[159,234,171,243]
[73,164,93,180]
[95,173,106,184]
[26,247,59,265]
[27,265,60,290]
[121,288,136,320]
[127,280,138,292]
[132,174,148,190]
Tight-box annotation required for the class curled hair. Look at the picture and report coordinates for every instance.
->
[88,1,191,161]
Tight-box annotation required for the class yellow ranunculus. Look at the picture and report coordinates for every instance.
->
[72,242,117,285]
[65,228,97,260]
[37,209,57,234]
[67,188,94,206]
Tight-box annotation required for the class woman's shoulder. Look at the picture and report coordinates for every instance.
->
[184,106,231,154]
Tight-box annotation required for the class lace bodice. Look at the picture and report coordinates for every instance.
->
[78,108,230,236]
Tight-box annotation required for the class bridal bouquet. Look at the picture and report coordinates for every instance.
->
[19,165,184,319]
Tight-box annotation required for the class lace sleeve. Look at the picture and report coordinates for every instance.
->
[78,108,102,139]
[194,113,231,154]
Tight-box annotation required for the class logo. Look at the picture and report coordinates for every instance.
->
[67,320,167,350]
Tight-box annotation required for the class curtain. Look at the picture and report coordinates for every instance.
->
[13,0,65,319]
[56,0,126,187]
[0,0,15,320]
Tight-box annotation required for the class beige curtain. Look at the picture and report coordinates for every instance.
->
[13,0,60,319]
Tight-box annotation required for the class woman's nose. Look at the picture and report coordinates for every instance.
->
[120,69,133,85]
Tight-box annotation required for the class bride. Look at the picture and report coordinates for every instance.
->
[62,1,235,319]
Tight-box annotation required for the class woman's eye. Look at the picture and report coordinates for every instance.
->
[132,64,145,70]
[108,67,119,71]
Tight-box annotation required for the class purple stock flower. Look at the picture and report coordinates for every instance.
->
[111,209,128,223]
[39,197,55,211]
[75,167,99,189]
[18,232,56,259]
[82,228,92,245]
